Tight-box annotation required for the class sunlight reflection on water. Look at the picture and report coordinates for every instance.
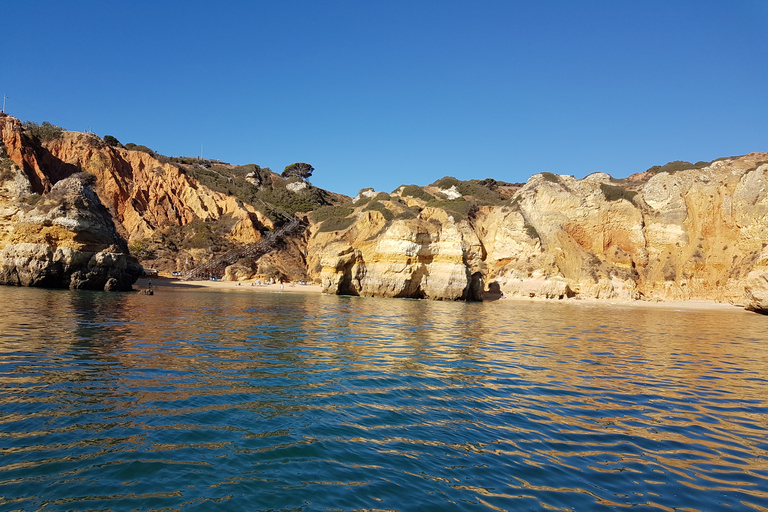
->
[1,287,767,511]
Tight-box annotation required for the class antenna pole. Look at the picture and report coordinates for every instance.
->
[2,94,7,113]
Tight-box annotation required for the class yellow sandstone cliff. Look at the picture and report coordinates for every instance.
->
[3,113,768,311]
[309,153,768,310]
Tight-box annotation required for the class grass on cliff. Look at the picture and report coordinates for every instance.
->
[645,160,710,174]
[397,185,435,202]
[0,157,13,182]
[183,163,334,220]
[430,176,508,205]
[22,121,65,142]
[310,205,357,233]
[600,183,638,203]
[424,197,477,221]
[362,200,395,222]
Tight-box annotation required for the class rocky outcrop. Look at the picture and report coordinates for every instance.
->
[4,113,768,309]
[309,206,481,300]
[0,163,142,290]
[309,153,768,307]
[0,115,272,246]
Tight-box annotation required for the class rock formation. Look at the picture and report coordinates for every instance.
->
[309,154,768,309]
[0,160,142,290]
[3,112,768,311]
[309,206,480,300]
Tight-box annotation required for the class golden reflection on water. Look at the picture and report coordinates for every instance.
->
[2,286,768,510]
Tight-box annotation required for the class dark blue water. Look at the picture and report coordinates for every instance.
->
[1,286,767,511]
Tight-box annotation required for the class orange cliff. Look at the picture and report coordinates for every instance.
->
[0,115,271,246]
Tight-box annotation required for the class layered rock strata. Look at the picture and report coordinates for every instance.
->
[309,207,480,300]
[311,153,768,308]
[0,165,142,290]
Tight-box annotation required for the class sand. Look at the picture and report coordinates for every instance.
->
[135,277,323,295]
[133,277,744,312]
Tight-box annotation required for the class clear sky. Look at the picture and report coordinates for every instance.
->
[3,1,767,196]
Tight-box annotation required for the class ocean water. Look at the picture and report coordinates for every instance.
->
[1,286,767,511]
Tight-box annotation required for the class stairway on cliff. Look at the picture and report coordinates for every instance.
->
[181,218,304,281]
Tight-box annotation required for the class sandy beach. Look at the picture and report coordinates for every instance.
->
[134,277,745,312]
[135,277,323,295]
[497,295,744,312]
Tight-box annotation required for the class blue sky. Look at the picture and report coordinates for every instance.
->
[3,1,766,196]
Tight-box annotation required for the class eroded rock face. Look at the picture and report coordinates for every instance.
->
[309,153,768,306]
[0,168,142,291]
[0,115,272,247]
[309,208,476,300]
[744,270,768,314]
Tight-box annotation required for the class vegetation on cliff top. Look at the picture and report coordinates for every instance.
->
[22,121,64,142]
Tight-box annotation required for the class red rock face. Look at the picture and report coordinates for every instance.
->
[1,115,270,245]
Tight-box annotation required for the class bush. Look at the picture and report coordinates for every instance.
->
[310,205,354,223]
[432,176,460,189]
[425,197,473,221]
[317,216,356,233]
[363,200,394,221]
[524,224,539,239]
[282,162,314,180]
[0,158,13,181]
[455,180,505,204]
[124,143,155,155]
[646,160,708,174]
[22,121,64,142]
[600,183,637,203]
[103,135,122,147]
[540,172,560,183]
[398,184,435,201]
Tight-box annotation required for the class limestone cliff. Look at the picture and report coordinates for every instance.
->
[309,154,768,309]
[308,205,480,300]
[0,158,142,290]
[4,113,768,310]
[0,115,317,281]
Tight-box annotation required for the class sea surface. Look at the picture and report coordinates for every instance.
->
[1,286,767,511]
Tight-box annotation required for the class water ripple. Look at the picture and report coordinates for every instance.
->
[0,288,767,511]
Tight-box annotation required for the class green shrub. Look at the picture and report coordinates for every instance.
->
[363,200,394,221]
[124,143,155,155]
[432,176,460,189]
[524,224,539,239]
[353,195,372,207]
[393,208,418,220]
[398,184,435,201]
[317,216,356,233]
[103,135,122,147]
[425,197,473,221]
[0,158,13,181]
[428,178,508,205]
[600,183,638,203]
[22,121,64,142]
[646,160,709,174]
[455,180,505,204]
[310,205,354,223]
[540,172,560,183]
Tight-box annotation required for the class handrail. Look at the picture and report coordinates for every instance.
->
[180,218,303,281]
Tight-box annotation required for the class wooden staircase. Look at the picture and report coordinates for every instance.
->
[180,218,304,281]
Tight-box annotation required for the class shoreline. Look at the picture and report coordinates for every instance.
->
[135,277,323,295]
[134,278,744,312]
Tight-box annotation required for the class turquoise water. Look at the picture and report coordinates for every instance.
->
[1,286,767,511]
